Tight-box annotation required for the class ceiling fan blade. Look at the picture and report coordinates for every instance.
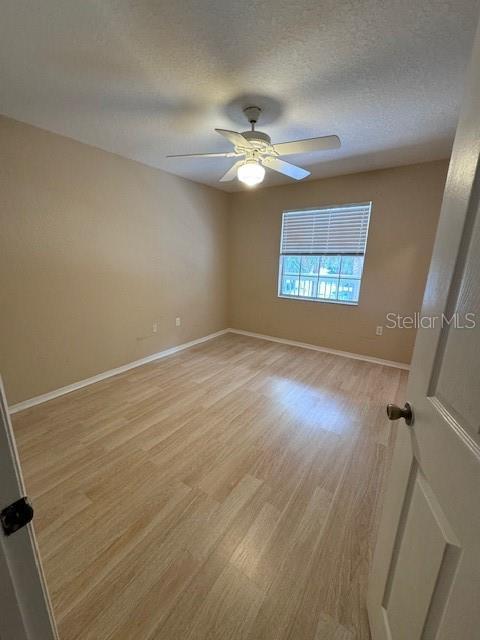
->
[166,151,237,159]
[219,160,244,182]
[263,157,310,180]
[273,135,340,156]
[215,129,254,149]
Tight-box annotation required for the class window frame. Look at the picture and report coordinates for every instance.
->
[277,202,372,306]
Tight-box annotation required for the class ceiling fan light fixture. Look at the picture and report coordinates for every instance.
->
[237,160,265,187]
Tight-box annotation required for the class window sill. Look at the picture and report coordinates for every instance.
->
[277,295,359,306]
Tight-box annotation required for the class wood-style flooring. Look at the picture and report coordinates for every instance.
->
[12,333,408,640]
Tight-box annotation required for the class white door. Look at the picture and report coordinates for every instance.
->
[0,378,58,640]
[367,19,480,640]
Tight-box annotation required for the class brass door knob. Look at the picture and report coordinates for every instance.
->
[386,402,414,426]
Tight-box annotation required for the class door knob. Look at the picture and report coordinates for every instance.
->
[386,402,414,426]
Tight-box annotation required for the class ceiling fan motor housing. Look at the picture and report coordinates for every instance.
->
[241,130,272,146]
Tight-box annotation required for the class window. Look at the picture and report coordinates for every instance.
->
[278,202,371,305]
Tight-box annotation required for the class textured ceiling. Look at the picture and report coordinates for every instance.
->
[1,0,478,191]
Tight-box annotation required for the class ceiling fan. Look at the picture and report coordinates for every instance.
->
[167,106,341,187]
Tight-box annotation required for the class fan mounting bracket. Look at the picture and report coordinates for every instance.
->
[243,106,262,127]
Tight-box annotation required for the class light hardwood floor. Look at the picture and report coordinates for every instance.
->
[12,333,408,640]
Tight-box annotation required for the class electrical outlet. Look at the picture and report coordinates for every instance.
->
[376,325,383,336]
[175,317,181,327]
[152,322,158,333]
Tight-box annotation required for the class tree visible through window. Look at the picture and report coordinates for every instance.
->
[278,203,371,304]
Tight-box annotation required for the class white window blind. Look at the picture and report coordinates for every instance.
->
[280,203,371,256]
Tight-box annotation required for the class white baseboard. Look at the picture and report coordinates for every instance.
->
[227,328,410,370]
[9,329,229,414]
[9,326,409,414]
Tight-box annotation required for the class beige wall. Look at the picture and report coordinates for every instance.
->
[0,114,448,404]
[0,117,229,404]
[228,160,448,364]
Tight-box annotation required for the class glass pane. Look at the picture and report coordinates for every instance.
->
[282,255,301,275]
[340,255,364,278]
[320,255,341,276]
[300,256,320,276]
[298,276,318,298]
[317,277,339,300]
[337,278,361,302]
[280,275,300,296]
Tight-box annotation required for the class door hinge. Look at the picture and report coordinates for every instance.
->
[1,497,34,536]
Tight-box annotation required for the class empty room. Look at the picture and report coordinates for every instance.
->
[1,2,479,639]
